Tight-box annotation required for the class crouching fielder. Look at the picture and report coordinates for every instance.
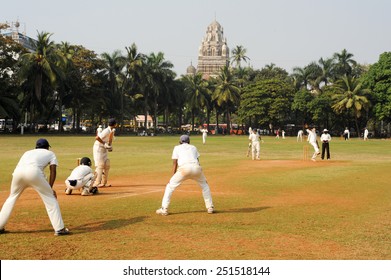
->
[93,118,116,187]
[65,157,97,196]
[156,135,214,216]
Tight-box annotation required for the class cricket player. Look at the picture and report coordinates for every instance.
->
[364,127,369,141]
[156,135,214,216]
[306,127,320,161]
[0,138,70,236]
[249,128,261,160]
[65,157,98,196]
[93,118,116,188]
[297,130,303,142]
[320,129,331,160]
[200,126,208,144]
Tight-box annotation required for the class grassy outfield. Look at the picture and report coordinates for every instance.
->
[0,134,390,260]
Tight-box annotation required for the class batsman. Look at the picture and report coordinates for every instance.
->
[93,118,116,188]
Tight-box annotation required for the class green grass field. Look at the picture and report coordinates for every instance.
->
[0,134,390,260]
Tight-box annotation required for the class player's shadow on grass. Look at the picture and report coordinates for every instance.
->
[170,206,270,215]
[71,216,147,234]
[223,206,271,213]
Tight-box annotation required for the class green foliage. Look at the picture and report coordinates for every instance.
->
[239,78,295,127]
[363,52,391,123]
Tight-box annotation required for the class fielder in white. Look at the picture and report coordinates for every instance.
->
[306,127,320,161]
[0,138,69,236]
[364,127,369,141]
[156,135,214,216]
[200,127,208,144]
[65,157,98,196]
[93,118,116,188]
[297,129,303,142]
[96,125,103,136]
[249,128,261,160]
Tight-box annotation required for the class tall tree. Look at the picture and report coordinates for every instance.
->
[333,49,357,77]
[331,75,371,136]
[362,52,391,135]
[55,41,74,132]
[231,45,250,68]
[101,50,125,122]
[0,24,25,123]
[124,43,145,130]
[182,72,210,131]
[144,52,174,133]
[213,66,240,134]
[18,31,64,128]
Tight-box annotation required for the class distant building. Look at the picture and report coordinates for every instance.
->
[131,115,153,129]
[186,61,197,76]
[1,20,36,52]
[186,20,229,79]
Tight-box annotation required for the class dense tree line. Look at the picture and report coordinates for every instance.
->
[1,26,391,137]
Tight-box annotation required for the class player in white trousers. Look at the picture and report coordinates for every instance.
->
[306,127,320,161]
[249,128,261,160]
[156,135,214,215]
[65,157,97,196]
[200,127,208,144]
[364,127,369,141]
[297,130,303,142]
[93,118,116,187]
[0,138,69,236]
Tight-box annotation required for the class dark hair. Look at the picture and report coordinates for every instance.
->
[80,157,92,166]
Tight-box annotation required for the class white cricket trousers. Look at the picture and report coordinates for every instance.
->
[161,163,214,209]
[65,173,95,190]
[251,142,260,160]
[93,145,110,186]
[0,165,65,231]
[310,142,320,159]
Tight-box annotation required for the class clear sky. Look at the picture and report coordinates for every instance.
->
[2,0,390,76]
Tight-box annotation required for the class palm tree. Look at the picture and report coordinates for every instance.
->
[124,43,145,130]
[101,50,125,125]
[333,49,357,77]
[231,45,250,68]
[317,57,335,86]
[213,66,240,134]
[331,75,370,136]
[18,31,64,128]
[182,72,210,131]
[291,66,313,91]
[55,41,74,132]
[144,52,174,133]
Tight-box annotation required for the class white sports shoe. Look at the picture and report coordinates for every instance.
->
[207,207,214,214]
[81,188,92,196]
[156,207,168,216]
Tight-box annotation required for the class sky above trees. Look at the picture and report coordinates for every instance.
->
[2,0,391,76]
